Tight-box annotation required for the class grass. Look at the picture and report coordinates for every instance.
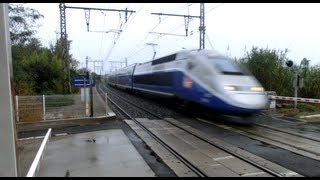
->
[276,101,320,119]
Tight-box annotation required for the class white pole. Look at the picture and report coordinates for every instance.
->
[15,95,19,122]
[43,95,46,121]
[105,93,108,116]
[294,71,298,111]
[83,77,87,116]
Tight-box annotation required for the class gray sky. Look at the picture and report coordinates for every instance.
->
[23,3,320,74]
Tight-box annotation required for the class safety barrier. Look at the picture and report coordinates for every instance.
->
[269,95,320,104]
[26,128,52,177]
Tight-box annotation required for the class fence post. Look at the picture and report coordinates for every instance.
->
[43,95,46,121]
[105,93,108,116]
[15,95,19,122]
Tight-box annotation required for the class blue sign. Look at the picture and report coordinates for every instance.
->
[71,78,95,88]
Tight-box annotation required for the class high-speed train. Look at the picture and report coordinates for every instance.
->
[106,49,269,117]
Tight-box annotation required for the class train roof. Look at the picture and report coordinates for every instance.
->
[139,48,226,63]
[109,49,227,74]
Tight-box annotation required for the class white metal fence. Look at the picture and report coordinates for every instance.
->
[16,93,107,122]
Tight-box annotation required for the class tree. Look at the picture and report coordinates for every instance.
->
[299,65,320,99]
[237,47,320,99]
[9,4,85,95]
[9,3,44,95]
[237,47,293,96]
[8,3,43,45]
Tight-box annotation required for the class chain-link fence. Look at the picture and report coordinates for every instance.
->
[16,90,107,122]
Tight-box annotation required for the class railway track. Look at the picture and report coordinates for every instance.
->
[100,84,320,163]
[96,83,302,177]
[97,83,206,177]
[197,118,320,162]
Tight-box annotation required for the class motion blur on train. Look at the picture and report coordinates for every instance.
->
[106,49,269,119]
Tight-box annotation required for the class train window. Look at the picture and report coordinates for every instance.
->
[133,72,174,86]
[151,54,177,65]
[210,57,247,75]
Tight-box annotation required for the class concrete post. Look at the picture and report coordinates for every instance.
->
[15,95,19,122]
[105,93,108,116]
[0,3,18,176]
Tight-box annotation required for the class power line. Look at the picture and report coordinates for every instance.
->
[126,21,189,60]
[102,4,145,66]
[105,4,145,55]
[125,3,193,59]
[205,33,214,50]
[124,4,209,62]
[150,3,205,49]
[149,3,191,31]
[205,3,224,14]
[59,3,136,80]
[149,3,212,49]
[98,3,108,59]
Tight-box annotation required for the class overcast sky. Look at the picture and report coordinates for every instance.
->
[23,3,320,74]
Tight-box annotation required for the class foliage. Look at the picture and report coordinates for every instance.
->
[9,3,81,95]
[8,3,43,45]
[299,65,320,99]
[237,46,320,100]
[237,47,293,96]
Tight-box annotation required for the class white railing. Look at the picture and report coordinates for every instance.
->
[268,93,320,109]
[26,128,52,177]
[269,95,320,104]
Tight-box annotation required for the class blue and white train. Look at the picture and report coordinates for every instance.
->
[106,49,269,117]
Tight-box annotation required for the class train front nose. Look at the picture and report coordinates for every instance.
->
[231,92,269,109]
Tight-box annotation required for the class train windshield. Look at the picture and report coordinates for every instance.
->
[209,57,248,75]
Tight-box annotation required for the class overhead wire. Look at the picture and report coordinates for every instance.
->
[105,3,135,70]
[149,8,197,52]
[125,4,191,55]
[146,3,224,56]
[123,3,219,61]
[98,3,112,74]
[203,3,224,50]
[143,4,196,47]
[205,33,214,50]
[125,3,192,60]
[98,3,110,59]
[205,3,224,14]
[103,4,145,63]
[128,20,189,61]
[99,3,224,73]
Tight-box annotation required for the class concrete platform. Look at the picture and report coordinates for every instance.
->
[37,129,155,177]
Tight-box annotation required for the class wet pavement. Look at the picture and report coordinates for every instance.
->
[37,129,155,177]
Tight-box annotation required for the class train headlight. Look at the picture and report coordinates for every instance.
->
[224,85,236,91]
[250,86,264,92]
